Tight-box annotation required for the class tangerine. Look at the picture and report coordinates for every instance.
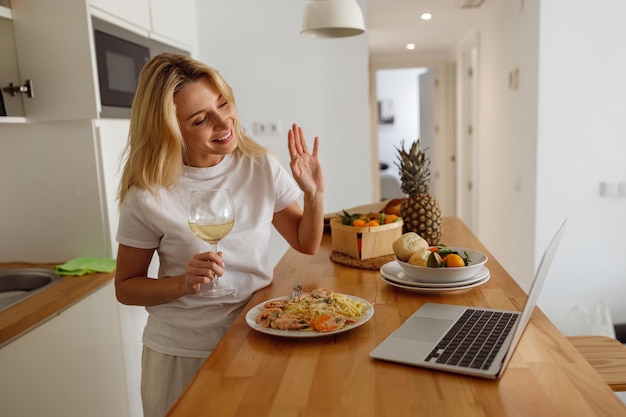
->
[365,220,380,227]
[384,214,399,224]
[352,219,367,227]
[444,253,466,268]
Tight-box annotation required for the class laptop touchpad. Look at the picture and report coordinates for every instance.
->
[394,317,454,342]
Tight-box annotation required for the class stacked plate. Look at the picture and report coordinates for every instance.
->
[379,261,490,294]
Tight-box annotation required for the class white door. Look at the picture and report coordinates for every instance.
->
[458,36,479,231]
[419,67,456,216]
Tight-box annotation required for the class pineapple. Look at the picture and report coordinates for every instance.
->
[395,139,442,245]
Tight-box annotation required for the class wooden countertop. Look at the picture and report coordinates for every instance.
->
[167,217,626,417]
[0,262,114,347]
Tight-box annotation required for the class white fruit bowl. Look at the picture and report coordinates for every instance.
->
[395,247,488,283]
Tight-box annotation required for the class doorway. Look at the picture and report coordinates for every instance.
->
[375,67,427,200]
[374,65,456,216]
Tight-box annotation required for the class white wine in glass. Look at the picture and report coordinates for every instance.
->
[188,189,236,297]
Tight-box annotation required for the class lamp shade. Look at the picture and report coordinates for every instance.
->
[301,0,365,38]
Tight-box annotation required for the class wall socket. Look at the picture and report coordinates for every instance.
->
[599,181,626,197]
[252,121,281,136]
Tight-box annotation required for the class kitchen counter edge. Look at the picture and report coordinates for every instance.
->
[0,262,115,348]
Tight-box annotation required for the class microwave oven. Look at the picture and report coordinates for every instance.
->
[92,18,188,118]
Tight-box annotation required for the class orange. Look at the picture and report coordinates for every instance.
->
[352,219,367,227]
[365,220,380,227]
[444,253,466,268]
[384,214,399,224]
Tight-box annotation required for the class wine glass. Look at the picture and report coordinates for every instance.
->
[188,189,236,297]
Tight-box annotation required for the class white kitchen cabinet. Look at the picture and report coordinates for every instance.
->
[89,0,150,32]
[0,281,131,417]
[7,0,196,122]
[0,16,25,119]
[150,0,197,53]
[96,118,151,417]
[11,0,100,121]
[90,0,196,53]
[95,118,130,258]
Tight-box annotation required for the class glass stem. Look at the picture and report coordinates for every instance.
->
[212,242,222,289]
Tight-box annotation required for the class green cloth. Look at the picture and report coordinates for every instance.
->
[55,257,116,276]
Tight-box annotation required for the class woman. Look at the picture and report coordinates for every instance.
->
[114,53,324,417]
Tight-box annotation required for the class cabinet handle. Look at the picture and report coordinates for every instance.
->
[2,80,34,98]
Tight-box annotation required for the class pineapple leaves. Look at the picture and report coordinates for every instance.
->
[395,139,432,195]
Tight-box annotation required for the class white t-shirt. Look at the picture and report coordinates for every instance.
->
[116,152,301,357]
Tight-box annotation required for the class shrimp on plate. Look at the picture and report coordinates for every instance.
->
[255,307,282,327]
[312,313,351,332]
[271,313,309,330]
[264,299,290,308]
[310,288,333,299]
[255,308,309,330]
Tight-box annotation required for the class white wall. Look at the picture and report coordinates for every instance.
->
[195,0,372,266]
[460,0,626,333]
[0,121,111,262]
[536,0,626,332]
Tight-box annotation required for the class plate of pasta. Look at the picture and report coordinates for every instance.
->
[245,288,374,338]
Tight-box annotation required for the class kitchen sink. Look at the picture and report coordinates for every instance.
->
[0,268,61,312]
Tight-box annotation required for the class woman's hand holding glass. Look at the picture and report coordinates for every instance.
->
[183,251,225,295]
[188,188,235,297]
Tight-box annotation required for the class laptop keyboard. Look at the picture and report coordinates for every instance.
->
[425,309,519,370]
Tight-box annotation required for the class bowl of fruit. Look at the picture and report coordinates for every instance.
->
[392,233,488,283]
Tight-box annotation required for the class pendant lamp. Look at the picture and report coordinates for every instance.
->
[301,0,366,39]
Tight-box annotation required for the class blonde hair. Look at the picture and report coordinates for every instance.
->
[118,53,269,204]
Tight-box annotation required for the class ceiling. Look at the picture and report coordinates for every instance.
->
[366,0,499,59]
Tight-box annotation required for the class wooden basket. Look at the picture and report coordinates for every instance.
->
[330,217,403,260]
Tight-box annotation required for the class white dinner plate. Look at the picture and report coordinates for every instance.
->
[380,261,489,288]
[379,270,490,294]
[245,294,374,338]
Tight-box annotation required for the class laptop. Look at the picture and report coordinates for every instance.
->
[370,219,567,379]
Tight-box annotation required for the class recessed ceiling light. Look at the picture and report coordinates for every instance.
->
[406,43,416,50]
[421,12,432,21]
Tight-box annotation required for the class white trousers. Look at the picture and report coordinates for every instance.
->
[141,346,209,417]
